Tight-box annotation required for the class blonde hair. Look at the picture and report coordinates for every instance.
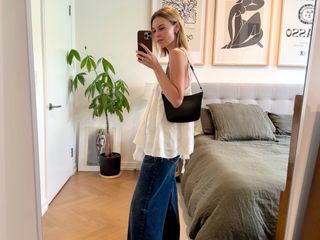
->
[151,6,189,56]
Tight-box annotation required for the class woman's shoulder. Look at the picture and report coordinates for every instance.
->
[170,47,188,55]
[169,48,184,56]
[169,48,190,62]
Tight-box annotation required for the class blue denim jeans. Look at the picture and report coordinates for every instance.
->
[128,155,180,240]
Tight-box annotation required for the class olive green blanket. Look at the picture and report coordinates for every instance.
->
[181,135,290,240]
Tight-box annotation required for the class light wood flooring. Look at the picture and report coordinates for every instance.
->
[42,170,190,240]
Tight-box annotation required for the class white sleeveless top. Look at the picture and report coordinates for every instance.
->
[133,51,194,161]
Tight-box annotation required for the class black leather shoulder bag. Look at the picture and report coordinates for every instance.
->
[161,59,203,123]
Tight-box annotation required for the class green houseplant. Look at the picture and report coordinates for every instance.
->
[67,47,130,177]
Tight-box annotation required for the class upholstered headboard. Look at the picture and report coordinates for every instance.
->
[192,83,304,115]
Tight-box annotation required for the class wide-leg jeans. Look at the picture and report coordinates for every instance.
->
[127,155,180,240]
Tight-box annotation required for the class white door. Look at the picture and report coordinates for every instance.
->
[43,0,75,203]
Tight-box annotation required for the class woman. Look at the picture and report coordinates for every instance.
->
[127,6,194,240]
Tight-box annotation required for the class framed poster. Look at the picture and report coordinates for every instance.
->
[277,0,315,67]
[152,0,207,65]
[78,125,120,171]
[212,0,273,66]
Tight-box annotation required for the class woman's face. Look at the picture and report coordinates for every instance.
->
[151,17,177,50]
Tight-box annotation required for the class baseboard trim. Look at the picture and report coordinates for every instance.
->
[121,161,139,170]
[41,203,48,216]
[77,161,140,172]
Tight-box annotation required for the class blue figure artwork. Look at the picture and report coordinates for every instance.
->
[223,0,265,49]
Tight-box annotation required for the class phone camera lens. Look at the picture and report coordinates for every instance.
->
[144,32,151,40]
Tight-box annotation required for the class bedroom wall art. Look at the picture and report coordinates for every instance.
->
[277,0,315,67]
[212,0,273,66]
[78,125,120,171]
[152,0,207,65]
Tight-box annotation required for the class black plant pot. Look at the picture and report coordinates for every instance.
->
[99,152,121,178]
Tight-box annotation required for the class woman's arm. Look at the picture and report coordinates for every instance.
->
[137,45,188,108]
[155,49,187,107]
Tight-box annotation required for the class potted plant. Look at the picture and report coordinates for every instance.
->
[67,47,130,178]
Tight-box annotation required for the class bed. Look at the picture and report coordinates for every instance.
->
[180,83,303,240]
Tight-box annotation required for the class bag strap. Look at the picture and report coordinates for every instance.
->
[186,58,203,92]
[180,49,203,92]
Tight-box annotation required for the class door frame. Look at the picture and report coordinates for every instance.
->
[32,0,76,213]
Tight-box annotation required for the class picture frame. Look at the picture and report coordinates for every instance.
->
[152,0,207,65]
[78,124,121,171]
[277,0,315,67]
[212,0,273,66]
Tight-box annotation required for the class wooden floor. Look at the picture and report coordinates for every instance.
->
[42,171,139,240]
[42,170,190,240]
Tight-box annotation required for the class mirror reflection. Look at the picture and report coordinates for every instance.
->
[29,0,316,239]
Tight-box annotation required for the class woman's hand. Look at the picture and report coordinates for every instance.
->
[136,43,159,70]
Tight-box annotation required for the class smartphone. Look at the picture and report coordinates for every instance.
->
[137,30,152,53]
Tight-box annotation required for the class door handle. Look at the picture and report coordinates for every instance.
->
[49,103,62,111]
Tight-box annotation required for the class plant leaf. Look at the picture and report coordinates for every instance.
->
[115,110,124,122]
[74,77,78,90]
[101,58,115,74]
[80,57,87,69]
[122,97,130,111]
[98,104,104,116]
[88,57,97,71]
[68,47,130,125]
[76,72,86,86]
[85,84,95,98]
[89,103,95,109]
[101,94,108,110]
[107,77,113,95]
[91,85,95,98]
[67,49,81,65]
[87,58,92,72]
[96,82,102,93]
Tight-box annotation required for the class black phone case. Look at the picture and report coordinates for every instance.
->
[137,30,152,53]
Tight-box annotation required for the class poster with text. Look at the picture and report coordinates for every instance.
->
[278,0,315,67]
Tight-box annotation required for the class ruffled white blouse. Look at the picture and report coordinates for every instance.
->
[133,82,194,161]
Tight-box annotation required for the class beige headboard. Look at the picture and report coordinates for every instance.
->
[192,83,304,115]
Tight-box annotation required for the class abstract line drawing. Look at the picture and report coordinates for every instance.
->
[223,0,265,49]
[161,0,198,24]
[186,34,194,41]
[153,0,206,64]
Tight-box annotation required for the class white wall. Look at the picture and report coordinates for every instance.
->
[74,0,155,169]
[0,0,42,239]
[285,1,320,239]
[73,0,307,168]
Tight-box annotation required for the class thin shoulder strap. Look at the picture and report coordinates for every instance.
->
[179,49,203,92]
